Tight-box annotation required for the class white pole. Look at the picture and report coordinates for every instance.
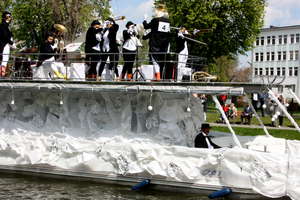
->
[212,95,242,148]
[268,89,300,132]
[244,94,271,137]
[288,88,300,106]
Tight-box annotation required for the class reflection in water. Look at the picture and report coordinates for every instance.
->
[0,174,207,200]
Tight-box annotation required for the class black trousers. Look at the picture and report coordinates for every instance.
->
[122,49,136,75]
[98,51,119,77]
[85,49,101,76]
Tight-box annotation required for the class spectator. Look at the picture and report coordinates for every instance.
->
[241,104,253,125]
[228,103,238,119]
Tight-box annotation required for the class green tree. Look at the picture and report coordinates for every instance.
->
[0,0,12,12]
[206,56,237,82]
[11,0,111,47]
[155,0,266,64]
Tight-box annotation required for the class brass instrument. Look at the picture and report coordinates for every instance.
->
[53,24,67,33]
[113,16,126,21]
[53,24,67,60]
[192,71,217,82]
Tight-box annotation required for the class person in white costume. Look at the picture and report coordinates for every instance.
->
[0,11,16,77]
[33,33,66,80]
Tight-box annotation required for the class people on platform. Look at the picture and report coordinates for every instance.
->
[85,20,102,80]
[34,33,66,79]
[143,4,171,81]
[0,11,15,77]
[194,123,221,149]
[98,18,120,81]
[121,21,141,80]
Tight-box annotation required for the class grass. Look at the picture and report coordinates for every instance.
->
[212,126,300,140]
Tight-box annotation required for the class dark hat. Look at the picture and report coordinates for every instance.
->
[201,123,211,129]
[106,17,115,23]
[2,11,11,19]
[91,20,101,26]
[126,21,135,28]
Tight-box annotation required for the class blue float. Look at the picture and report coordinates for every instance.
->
[208,187,232,199]
[131,179,151,191]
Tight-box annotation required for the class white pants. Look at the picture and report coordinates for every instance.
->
[32,57,66,80]
[177,44,189,81]
[1,44,10,66]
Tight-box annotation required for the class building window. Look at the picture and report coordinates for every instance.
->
[291,34,295,43]
[296,34,300,43]
[267,36,271,45]
[290,51,294,60]
[256,37,259,46]
[282,67,286,76]
[270,68,274,76]
[278,35,282,44]
[277,67,281,76]
[289,67,293,76]
[283,35,288,44]
[265,67,269,76]
[255,68,258,76]
[255,53,259,62]
[260,37,264,46]
[271,52,275,61]
[283,51,286,60]
[266,52,270,61]
[260,52,264,61]
[272,36,276,44]
[296,50,299,60]
[278,51,281,61]
[295,67,298,76]
[259,68,263,75]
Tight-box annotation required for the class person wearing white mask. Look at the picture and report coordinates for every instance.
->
[122,21,141,80]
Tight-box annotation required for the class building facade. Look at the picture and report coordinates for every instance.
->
[252,25,300,97]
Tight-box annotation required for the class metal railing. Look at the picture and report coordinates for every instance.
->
[0,51,206,82]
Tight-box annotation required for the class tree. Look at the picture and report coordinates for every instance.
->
[11,0,111,47]
[155,0,266,64]
[206,56,238,82]
[0,0,12,12]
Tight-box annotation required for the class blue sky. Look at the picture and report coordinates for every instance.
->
[110,0,300,67]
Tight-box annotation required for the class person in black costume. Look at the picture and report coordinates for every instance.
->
[85,20,102,80]
[122,21,140,80]
[194,123,221,149]
[0,11,15,77]
[98,18,119,80]
[143,5,171,80]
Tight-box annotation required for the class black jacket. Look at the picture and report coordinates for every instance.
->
[85,27,103,53]
[0,21,13,51]
[194,132,221,149]
[143,17,170,53]
[38,41,56,63]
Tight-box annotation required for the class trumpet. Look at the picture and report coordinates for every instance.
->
[170,26,212,34]
[113,16,126,21]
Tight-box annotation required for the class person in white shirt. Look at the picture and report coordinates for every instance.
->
[121,21,140,80]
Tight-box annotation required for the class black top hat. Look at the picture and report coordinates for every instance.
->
[126,21,135,28]
[2,11,11,19]
[201,123,211,129]
[91,20,101,26]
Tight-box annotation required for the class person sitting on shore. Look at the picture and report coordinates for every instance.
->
[194,123,221,149]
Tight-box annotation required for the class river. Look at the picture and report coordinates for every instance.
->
[0,174,208,200]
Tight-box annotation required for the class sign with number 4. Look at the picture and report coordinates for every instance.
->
[158,21,170,33]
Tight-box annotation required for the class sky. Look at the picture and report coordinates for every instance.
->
[110,0,300,67]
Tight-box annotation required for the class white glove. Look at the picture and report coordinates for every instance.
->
[10,43,17,49]
[193,29,200,35]
[144,14,148,21]
[178,32,184,39]
[96,33,102,42]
